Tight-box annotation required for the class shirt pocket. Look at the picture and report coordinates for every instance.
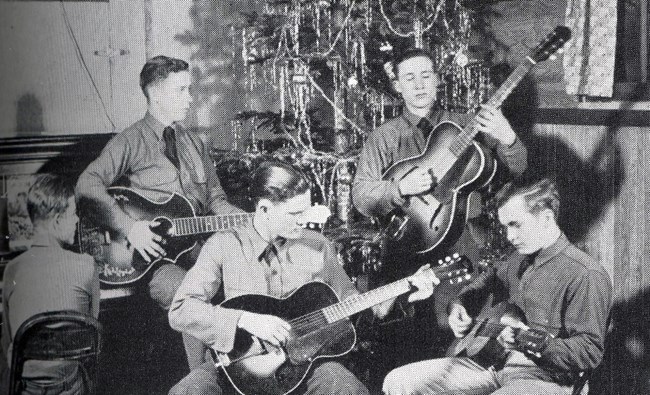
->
[133,159,178,187]
[523,296,562,335]
[190,167,207,184]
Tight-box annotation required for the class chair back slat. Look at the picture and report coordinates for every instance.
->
[8,310,102,395]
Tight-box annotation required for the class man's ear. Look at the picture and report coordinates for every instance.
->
[256,198,273,214]
[540,208,556,225]
[48,212,62,233]
[393,79,402,95]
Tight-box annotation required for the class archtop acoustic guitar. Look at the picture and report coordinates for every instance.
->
[79,187,330,285]
[215,254,473,395]
[382,26,571,256]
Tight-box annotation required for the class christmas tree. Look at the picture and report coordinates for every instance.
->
[215,0,505,223]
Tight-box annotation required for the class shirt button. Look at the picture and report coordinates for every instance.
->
[271,269,278,275]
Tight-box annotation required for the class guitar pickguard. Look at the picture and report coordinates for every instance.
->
[382,124,496,258]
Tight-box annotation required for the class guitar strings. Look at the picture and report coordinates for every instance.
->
[286,264,467,334]
[286,280,407,332]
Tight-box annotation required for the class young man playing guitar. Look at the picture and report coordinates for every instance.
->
[383,177,612,394]
[168,161,438,395]
[76,55,241,368]
[352,47,528,271]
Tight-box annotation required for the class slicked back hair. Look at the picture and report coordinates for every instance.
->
[249,161,311,206]
[27,174,75,225]
[393,47,436,79]
[139,55,189,100]
[495,177,560,220]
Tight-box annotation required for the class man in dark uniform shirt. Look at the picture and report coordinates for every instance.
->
[76,55,241,369]
[352,48,527,271]
[383,177,612,394]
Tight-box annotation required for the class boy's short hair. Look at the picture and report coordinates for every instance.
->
[249,161,311,206]
[139,55,189,99]
[392,47,436,78]
[27,174,75,224]
[495,177,560,219]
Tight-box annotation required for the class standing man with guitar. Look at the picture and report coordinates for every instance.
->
[352,47,528,272]
[383,177,612,394]
[76,55,241,369]
[168,161,438,395]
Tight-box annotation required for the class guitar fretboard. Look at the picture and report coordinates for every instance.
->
[172,213,254,236]
[313,260,469,325]
[322,273,418,322]
[448,58,535,158]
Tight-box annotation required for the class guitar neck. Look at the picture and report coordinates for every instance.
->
[172,213,254,236]
[477,321,510,338]
[322,273,418,322]
[448,58,536,157]
[317,262,467,324]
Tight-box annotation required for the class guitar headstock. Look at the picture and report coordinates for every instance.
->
[431,253,474,285]
[515,328,553,357]
[529,26,572,63]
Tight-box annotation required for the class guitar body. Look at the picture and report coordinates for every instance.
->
[79,187,200,285]
[217,282,356,395]
[383,121,497,256]
[446,301,527,369]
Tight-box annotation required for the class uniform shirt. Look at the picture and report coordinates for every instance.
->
[352,109,528,218]
[168,223,358,354]
[1,235,99,380]
[76,112,239,237]
[455,233,612,373]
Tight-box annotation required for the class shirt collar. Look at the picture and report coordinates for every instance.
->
[239,222,287,263]
[401,107,440,129]
[144,112,184,139]
[532,232,570,267]
[143,112,168,139]
[30,233,59,248]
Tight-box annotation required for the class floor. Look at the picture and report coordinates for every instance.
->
[97,293,188,395]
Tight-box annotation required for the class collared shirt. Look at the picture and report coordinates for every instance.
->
[455,233,612,373]
[168,222,359,354]
[352,109,528,218]
[76,112,240,237]
[1,235,99,380]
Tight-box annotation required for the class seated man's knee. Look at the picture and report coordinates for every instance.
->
[149,264,187,310]
[383,368,406,395]
[169,362,223,395]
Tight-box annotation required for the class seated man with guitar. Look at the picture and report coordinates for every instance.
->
[76,55,242,368]
[352,46,528,272]
[167,161,443,395]
[383,177,612,394]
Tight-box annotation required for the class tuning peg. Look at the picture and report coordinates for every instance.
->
[452,253,460,259]
[438,259,444,265]
[549,54,557,61]
[445,256,451,262]
[557,47,565,54]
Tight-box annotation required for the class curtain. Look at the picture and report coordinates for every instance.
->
[563,0,618,97]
